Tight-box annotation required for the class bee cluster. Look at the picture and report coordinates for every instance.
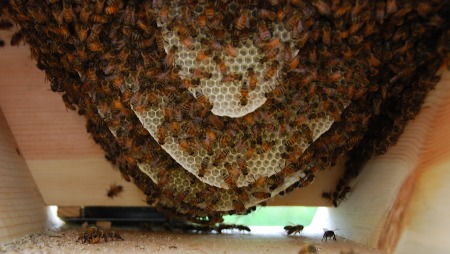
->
[76,226,124,244]
[4,0,449,223]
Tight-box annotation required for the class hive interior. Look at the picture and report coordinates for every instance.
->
[2,0,449,223]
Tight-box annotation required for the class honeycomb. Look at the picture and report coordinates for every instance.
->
[6,0,449,222]
[132,2,346,192]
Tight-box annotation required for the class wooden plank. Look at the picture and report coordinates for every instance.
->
[309,70,450,250]
[390,70,450,254]
[27,158,147,206]
[57,207,81,218]
[0,108,47,243]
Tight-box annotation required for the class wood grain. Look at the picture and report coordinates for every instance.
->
[309,69,450,250]
[0,109,46,243]
[390,70,450,254]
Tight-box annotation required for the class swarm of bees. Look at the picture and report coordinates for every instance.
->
[4,0,449,223]
[76,226,124,244]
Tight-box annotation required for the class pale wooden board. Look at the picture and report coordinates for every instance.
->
[0,28,340,206]
[307,70,450,251]
[27,158,147,206]
[0,109,47,243]
[57,207,81,218]
[0,227,383,254]
[393,70,450,254]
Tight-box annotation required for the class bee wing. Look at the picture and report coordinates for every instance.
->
[287,228,295,234]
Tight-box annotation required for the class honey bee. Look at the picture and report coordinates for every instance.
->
[87,38,103,52]
[163,105,173,123]
[196,49,212,62]
[105,0,120,15]
[257,20,272,42]
[284,56,300,72]
[191,68,212,80]
[322,229,337,241]
[212,149,229,167]
[181,78,200,90]
[222,73,243,83]
[197,14,207,29]
[386,0,398,14]
[236,156,248,176]
[416,2,431,18]
[258,9,276,21]
[60,0,75,23]
[159,3,170,24]
[322,22,331,45]
[94,0,106,14]
[296,31,311,49]
[179,138,195,155]
[260,48,280,64]
[175,190,189,204]
[263,37,281,52]
[235,8,249,30]
[121,171,131,182]
[205,129,219,144]
[246,68,258,90]
[223,42,238,58]
[164,46,177,67]
[77,226,123,244]
[284,11,301,31]
[107,183,123,198]
[198,157,210,177]
[91,13,108,23]
[285,131,300,149]
[311,0,331,16]
[263,61,279,81]
[348,35,363,45]
[252,191,271,199]
[224,162,241,179]
[207,114,224,130]
[75,24,89,42]
[284,225,304,235]
[223,173,237,189]
[213,56,227,76]
[240,81,249,106]
[217,133,231,148]
[257,140,275,154]
[334,1,351,18]
[179,35,195,50]
[195,90,212,109]
[203,139,214,156]
[200,38,222,51]
[156,126,167,145]
[155,30,166,54]
[252,175,268,189]
[232,199,246,213]
[244,144,257,159]
[62,93,76,111]
[281,162,298,177]
[171,121,180,138]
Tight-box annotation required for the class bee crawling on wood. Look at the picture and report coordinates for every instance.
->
[76,226,124,244]
[322,228,337,241]
[107,183,123,198]
[284,224,304,235]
